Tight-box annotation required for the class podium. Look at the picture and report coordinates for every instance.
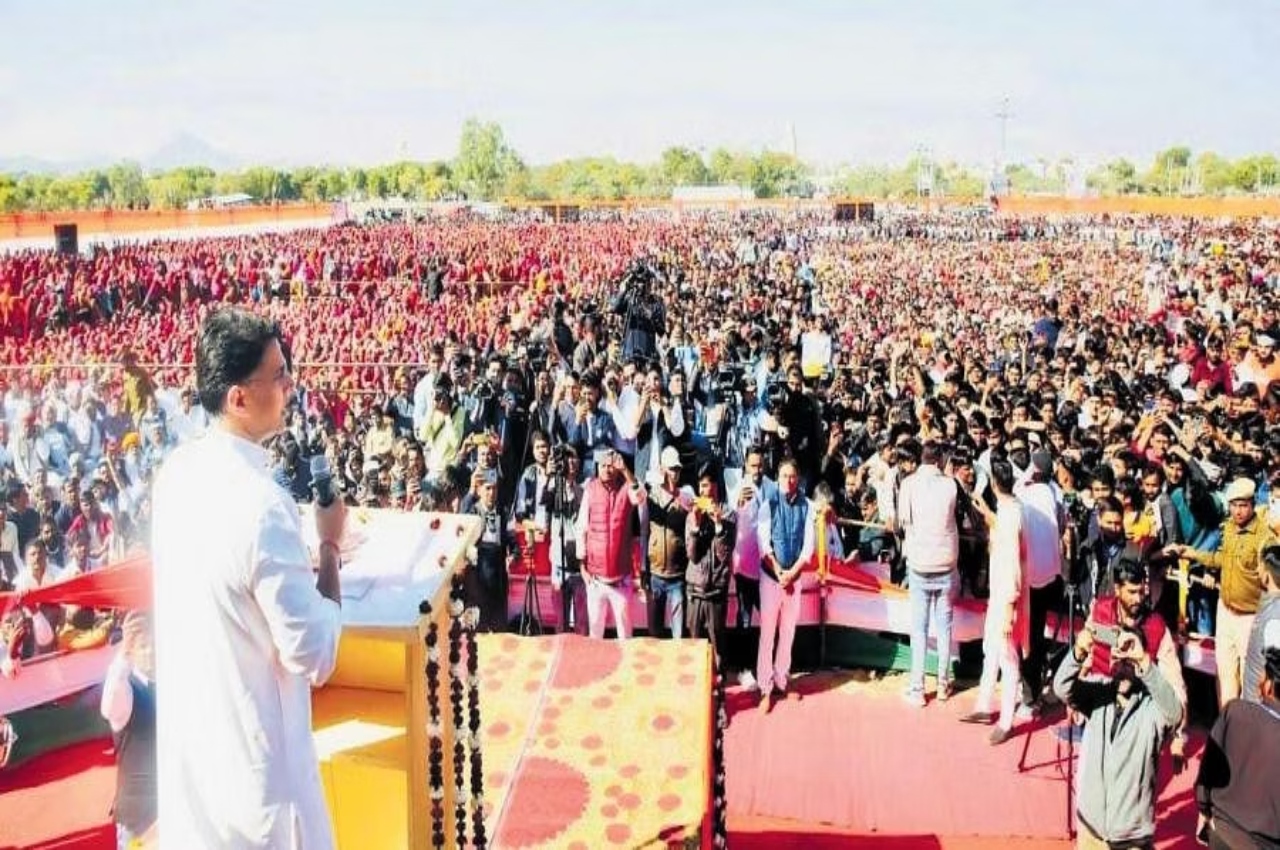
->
[307,509,481,850]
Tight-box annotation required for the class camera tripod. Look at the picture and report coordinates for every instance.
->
[1031,577,1082,840]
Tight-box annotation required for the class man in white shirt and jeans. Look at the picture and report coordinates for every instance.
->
[151,308,348,850]
[898,440,961,706]
[1014,450,1065,712]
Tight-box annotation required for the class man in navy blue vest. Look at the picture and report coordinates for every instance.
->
[755,458,815,713]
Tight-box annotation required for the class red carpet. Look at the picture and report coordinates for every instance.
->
[724,671,1202,849]
[0,739,116,850]
[1,669,1205,850]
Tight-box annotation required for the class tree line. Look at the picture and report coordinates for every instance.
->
[1,119,1277,213]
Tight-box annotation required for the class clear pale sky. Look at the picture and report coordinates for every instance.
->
[1,0,1276,169]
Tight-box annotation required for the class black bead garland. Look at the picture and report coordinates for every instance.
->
[711,670,728,848]
[449,573,469,848]
[465,604,488,849]
[425,621,446,849]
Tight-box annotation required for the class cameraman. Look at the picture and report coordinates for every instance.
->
[1053,560,1183,850]
[513,431,554,533]
[611,264,666,367]
[546,447,586,634]
[771,365,821,490]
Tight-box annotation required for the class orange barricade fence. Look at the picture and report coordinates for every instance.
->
[991,195,1280,218]
[512,195,1280,219]
[5,196,1280,239]
[0,203,338,240]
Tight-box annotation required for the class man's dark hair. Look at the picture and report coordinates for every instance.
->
[990,459,1015,495]
[920,440,942,466]
[1262,544,1280,589]
[1096,494,1124,517]
[896,438,922,465]
[196,309,287,416]
[1113,557,1147,588]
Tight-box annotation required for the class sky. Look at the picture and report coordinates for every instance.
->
[1,0,1278,171]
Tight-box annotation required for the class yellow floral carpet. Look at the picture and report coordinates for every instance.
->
[478,634,713,849]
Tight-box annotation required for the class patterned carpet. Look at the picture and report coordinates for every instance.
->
[478,633,714,849]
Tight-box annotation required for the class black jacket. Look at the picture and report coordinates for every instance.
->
[684,510,735,601]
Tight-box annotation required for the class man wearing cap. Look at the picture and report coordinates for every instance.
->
[1236,333,1280,397]
[643,446,692,638]
[1167,478,1276,706]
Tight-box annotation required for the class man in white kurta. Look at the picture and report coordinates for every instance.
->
[151,310,345,850]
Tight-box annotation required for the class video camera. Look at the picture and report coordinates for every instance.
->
[763,379,791,415]
[548,443,569,477]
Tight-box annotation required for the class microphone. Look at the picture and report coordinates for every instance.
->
[310,455,337,507]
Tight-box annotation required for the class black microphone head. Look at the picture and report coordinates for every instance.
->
[309,455,335,506]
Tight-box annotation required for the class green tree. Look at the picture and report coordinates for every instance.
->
[453,119,524,201]
[106,162,148,208]
[1228,155,1280,192]
[0,174,20,212]
[706,148,743,185]
[1194,151,1234,195]
[749,151,806,198]
[659,147,709,188]
[1142,146,1193,195]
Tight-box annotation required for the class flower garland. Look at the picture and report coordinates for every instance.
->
[449,573,469,849]
[424,614,447,849]
[711,667,728,848]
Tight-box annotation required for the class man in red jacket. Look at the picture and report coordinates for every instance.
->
[575,449,647,639]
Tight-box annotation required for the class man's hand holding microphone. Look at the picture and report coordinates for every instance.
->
[310,455,349,607]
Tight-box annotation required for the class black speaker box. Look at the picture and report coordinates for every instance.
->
[54,223,79,255]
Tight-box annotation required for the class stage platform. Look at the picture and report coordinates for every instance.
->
[0,665,1205,850]
[478,633,716,849]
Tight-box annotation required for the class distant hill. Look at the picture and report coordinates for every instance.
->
[0,132,243,176]
[143,132,242,172]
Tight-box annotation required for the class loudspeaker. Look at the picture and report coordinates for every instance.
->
[834,203,855,222]
[856,201,875,222]
[54,224,78,255]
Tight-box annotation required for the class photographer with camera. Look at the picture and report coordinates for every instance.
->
[461,468,513,632]
[545,447,587,634]
[1053,559,1183,850]
[764,365,822,490]
[611,261,666,368]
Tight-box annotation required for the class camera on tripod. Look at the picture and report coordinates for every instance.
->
[547,443,569,477]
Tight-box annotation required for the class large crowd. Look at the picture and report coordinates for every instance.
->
[2,205,1280,847]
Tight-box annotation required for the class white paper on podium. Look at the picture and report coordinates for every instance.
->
[298,508,478,629]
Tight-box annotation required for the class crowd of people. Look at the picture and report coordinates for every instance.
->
[2,204,1280,847]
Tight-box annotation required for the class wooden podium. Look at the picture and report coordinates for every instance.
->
[308,510,481,850]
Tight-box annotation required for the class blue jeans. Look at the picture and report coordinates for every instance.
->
[647,575,685,638]
[908,567,958,695]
